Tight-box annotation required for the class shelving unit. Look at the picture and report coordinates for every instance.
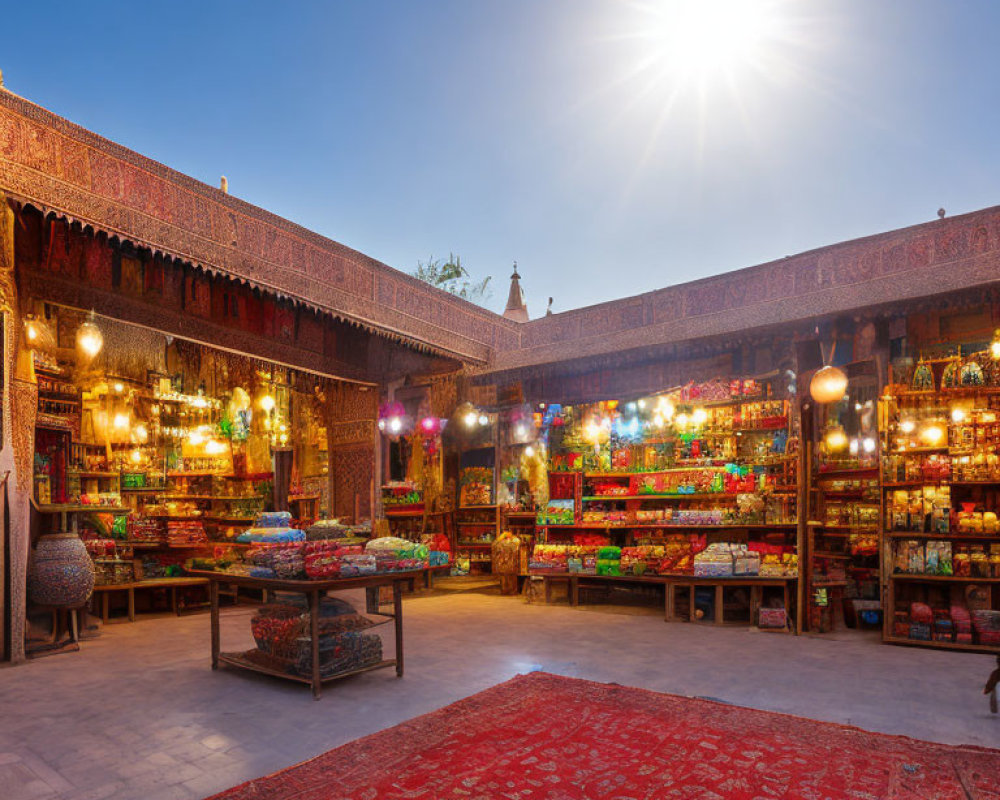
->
[880,367,1000,652]
[535,391,800,628]
[807,467,881,633]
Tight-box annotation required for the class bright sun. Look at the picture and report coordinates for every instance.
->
[635,0,786,82]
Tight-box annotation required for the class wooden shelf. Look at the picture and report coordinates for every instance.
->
[32,502,128,514]
[890,574,1000,583]
[458,505,498,509]
[883,636,1000,654]
[887,531,1000,540]
[540,522,797,530]
[581,493,740,502]
[815,467,879,479]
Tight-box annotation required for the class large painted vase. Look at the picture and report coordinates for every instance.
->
[28,533,95,608]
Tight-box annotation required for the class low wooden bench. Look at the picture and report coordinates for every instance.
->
[92,577,211,623]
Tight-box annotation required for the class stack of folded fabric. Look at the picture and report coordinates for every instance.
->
[951,604,973,644]
[167,520,207,547]
[909,602,933,641]
[972,609,1000,645]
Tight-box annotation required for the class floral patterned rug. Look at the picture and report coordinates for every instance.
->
[207,671,1000,799]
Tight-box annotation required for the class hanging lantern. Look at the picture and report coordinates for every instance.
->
[76,311,104,359]
[823,425,848,452]
[809,365,848,404]
[23,314,54,350]
[920,422,945,447]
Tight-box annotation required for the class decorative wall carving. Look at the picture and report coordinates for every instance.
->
[0,91,511,363]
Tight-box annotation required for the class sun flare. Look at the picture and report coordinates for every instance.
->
[634,0,787,83]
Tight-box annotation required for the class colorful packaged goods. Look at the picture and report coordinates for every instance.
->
[539,499,574,526]
[93,558,134,585]
[972,610,1000,645]
[128,514,165,544]
[620,546,664,576]
[236,526,305,544]
[254,511,294,528]
[249,598,384,678]
[693,543,735,577]
[529,544,569,574]
[459,467,493,507]
[596,546,621,576]
[758,606,787,629]
[167,520,208,547]
[305,519,351,540]
[303,541,365,579]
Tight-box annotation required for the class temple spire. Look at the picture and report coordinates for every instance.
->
[503,261,529,323]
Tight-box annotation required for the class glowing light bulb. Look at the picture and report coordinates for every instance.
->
[134,424,149,443]
[637,399,647,410]
[389,417,402,434]
[525,445,535,458]
[464,411,478,428]
[862,437,877,453]
[692,408,709,427]
[205,439,226,455]
[824,426,848,452]
[951,408,966,423]
[77,318,104,358]
[899,419,916,434]
[849,439,859,456]
[478,414,489,426]
[920,424,945,447]
[675,413,690,429]
[113,412,129,430]
[130,448,142,465]
[992,329,1000,360]
[653,414,664,427]
[259,394,276,413]
[810,365,848,404]
[113,382,124,394]
[378,419,387,432]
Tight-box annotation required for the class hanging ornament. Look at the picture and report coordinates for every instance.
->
[823,424,848,452]
[810,365,848,404]
[76,310,104,359]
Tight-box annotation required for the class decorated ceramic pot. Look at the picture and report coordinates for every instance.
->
[28,533,95,608]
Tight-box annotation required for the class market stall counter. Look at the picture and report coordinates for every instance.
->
[188,569,428,699]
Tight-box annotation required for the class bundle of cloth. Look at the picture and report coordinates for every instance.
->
[365,536,430,572]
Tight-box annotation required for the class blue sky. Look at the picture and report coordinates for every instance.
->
[3,1,999,318]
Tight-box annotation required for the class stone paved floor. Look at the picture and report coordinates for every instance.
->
[1,585,998,800]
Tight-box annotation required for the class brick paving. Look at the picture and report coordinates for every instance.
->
[1,587,997,799]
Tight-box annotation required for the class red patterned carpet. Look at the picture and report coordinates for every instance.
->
[207,672,1000,799]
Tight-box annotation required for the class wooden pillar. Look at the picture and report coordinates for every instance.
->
[0,193,33,662]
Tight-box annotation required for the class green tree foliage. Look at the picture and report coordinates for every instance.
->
[412,253,492,305]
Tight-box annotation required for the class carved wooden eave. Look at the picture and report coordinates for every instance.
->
[0,88,520,365]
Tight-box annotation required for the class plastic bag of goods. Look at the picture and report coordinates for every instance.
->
[596,546,622,576]
[306,519,350,540]
[303,541,363,579]
[254,511,293,529]
[492,533,521,576]
[237,527,306,544]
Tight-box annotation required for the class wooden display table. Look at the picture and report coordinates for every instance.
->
[662,575,796,630]
[92,577,211,623]
[188,569,423,699]
[531,573,798,632]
